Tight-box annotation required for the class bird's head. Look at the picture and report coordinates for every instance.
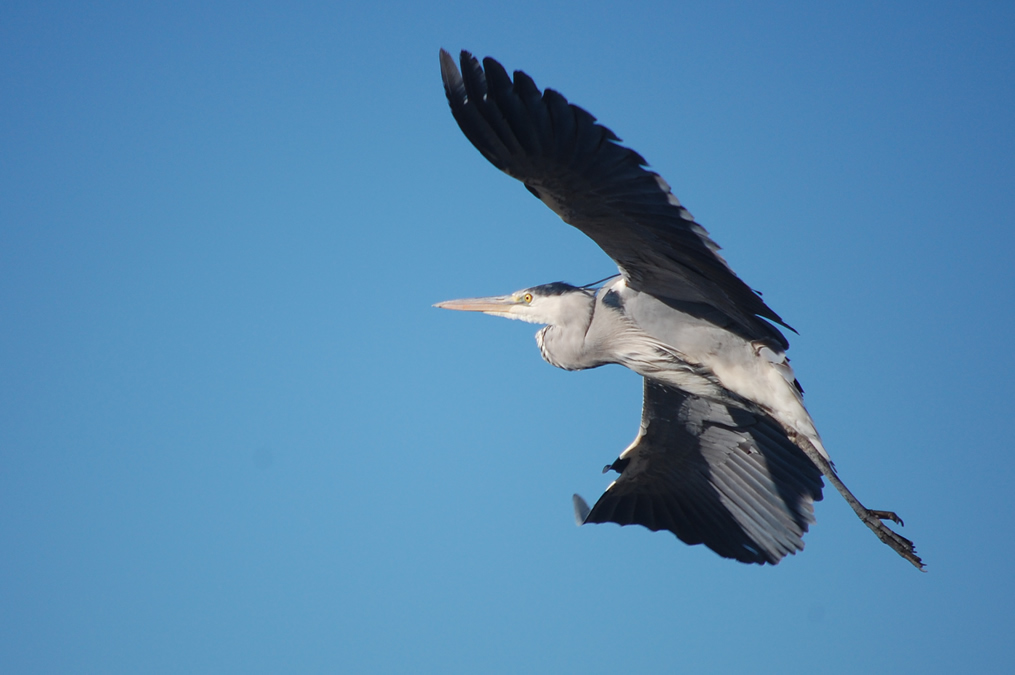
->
[435,282,594,326]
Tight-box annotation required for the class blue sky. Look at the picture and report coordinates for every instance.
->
[2,1,1013,672]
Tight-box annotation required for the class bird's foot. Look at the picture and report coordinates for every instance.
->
[869,509,905,526]
[860,508,925,571]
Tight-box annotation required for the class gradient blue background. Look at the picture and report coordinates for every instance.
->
[2,1,1013,672]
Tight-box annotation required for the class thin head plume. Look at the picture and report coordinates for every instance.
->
[580,273,621,290]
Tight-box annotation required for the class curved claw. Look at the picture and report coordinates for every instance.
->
[870,509,905,527]
[860,509,924,570]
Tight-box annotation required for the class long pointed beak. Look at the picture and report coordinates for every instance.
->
[433,295,519,313]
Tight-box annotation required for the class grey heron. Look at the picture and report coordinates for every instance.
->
[435,49,923,569]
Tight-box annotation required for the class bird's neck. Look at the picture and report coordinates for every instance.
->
[534,293,599,371]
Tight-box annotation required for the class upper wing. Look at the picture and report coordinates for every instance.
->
[439,49,791,347]
[578,380,823,564]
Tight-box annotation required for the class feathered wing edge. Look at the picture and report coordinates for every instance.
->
[578,381,824,565]
[439,48,792,349]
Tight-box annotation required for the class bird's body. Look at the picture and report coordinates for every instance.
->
[523,277,829,458]
[436,49,921,568]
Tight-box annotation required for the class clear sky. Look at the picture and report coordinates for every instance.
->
[2,1,1013,672]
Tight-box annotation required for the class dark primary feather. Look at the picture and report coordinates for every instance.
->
[439,49,792,349]
[583,381,824,564]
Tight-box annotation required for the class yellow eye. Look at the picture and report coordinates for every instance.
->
[523,293,533,303]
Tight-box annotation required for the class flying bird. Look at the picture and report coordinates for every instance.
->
[435,49,922,569]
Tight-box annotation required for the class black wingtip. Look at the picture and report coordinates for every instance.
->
[438,48,462,98]
[438,48,453,73]
[572,494,591,525]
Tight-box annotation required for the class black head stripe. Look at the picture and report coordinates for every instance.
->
[531,282,579,296]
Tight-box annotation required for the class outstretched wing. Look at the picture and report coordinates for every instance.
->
[439,49,790,348]
[577,380,823,564]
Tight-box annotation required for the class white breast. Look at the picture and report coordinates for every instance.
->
[603,278,830,460]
